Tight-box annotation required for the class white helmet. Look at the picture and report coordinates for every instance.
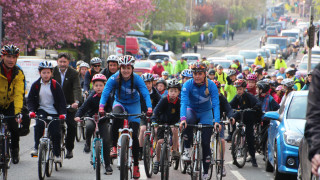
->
[119,55,135,67]
[90,57,102,65]
[79,62,90,69]
[107,55,119,64]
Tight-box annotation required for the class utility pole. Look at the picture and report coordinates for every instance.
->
[307,6,315,72]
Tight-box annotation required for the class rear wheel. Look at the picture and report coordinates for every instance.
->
[76,122,82,142]
[143,135,153,178]
[215,138,223,180]
[1,137,8,180]
[160,143,169,180]
[38,143,47,180]
[82,121,87,140]
[120,137,129,180]
[45,146,54,177]
[95,140,101,180]
[231,128,247,168]
[208,135,215,180]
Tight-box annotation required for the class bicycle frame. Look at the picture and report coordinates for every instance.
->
[143,116,154,154]
[117,119,133,168]
[0,115,13,168]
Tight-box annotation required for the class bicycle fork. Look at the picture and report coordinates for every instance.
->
[117,133,133,168]
[92,138,104,169]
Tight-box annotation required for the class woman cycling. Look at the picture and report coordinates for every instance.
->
[99,55,152,179]
[179,62,221,180]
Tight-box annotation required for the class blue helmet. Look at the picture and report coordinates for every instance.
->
[141,73,154,82]
[38,61,53,71]
[181,69,193,78]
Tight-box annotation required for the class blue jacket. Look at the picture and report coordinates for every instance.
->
[180,79,220,123]
[100,72,152,108]
[257,94,280,112]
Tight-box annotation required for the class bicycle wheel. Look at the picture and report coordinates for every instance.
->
[215,138,223,180]
[231,129,247,168]
[45,145,54,177]
[38,143,47,180]
[160,143,169,180]
[120,136,129,180]
[76,122,82,142]
[198,144,203,180]
[82,121,87,140]
[0,137,8,180]
[143,134,153,178]
[179,135,187,174]
[208,135,215,180]
[95,140,101,180]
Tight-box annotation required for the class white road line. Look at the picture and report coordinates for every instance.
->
[230,170,246,180]
[139,164,147,180]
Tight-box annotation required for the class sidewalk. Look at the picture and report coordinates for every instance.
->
[177,30,262,58]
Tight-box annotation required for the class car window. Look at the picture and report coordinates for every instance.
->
[282,32,299,39]
[134,62,151,68]
[287,96,307,119]
[239,52,258,59]
[149,55,169,60]
[226,56,244,64]
[211,61,231,69]
[267,39,287,47]
[298,63,318,70]
[183,56,199,60]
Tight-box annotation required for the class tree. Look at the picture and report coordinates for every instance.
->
[193,5,214,30]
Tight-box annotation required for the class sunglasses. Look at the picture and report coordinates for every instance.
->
[93,65,101,67]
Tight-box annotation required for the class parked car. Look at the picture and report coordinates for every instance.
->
[270,23,282,33]
[133,60,155,76]
[266,37,290,59]
[238,50,259,67]
[281,29,303,46]
[116,36,140,56]
[181,53,201,64]
[264,91,308,179]
[300,54,320,63]
[136,37,163,52]
[297,61,318,75]
[225,55,247,67]
[148,51,177,66]
[207,57,231,72]
[311,47,320,55]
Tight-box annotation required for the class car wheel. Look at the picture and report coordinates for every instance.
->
[273,142,289,180]
[297,162,302,180]
[265,140,273,172]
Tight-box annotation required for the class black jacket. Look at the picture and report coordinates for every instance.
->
[153,96,180,124]
[100,68,116,80]
[140,87,161,113]
[83,68,99,92]
[27,78,67,115]
[305,63,320,160]
[219,94,233,119]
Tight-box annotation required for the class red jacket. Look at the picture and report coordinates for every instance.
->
[151,65,164,77]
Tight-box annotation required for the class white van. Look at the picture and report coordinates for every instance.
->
[17,56,57,96]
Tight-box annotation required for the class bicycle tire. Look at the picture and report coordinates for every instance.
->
[208,135,215,180]
[215,138,223,180]
[0,137,8,180]
[179,135,187,174]
[38,143,47,180]
[95,140,101,180]
[82,122,87,140]
[198,144,202,180]
[76,122,82,142]
[143,134,153,178]
[120,136,129,180]
[160,143,169,180]
[231,129,247,168]
[45,145,54,177]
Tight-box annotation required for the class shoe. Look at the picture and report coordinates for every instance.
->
[225,135,232,142]
[222,166,226,177]
[12,148,19,164]
[133,165,140,179]
[105,165,113,175]
[30,148,38,157]
[153,161,159,174]
[181,149,191,161]
[84,144,90,153]
[202,174,209,180]
[110,147,117,158]
[252,158,258,167]
[246,156,252,162]
[65,150,73,159]
[172,150,180,159]
[54,156,61,163]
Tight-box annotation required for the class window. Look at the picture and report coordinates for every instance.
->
[287,96,307,119]
[149,55,169,60]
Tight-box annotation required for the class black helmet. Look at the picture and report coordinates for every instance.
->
[265,75,271,79]
[1,45,20,56]
[208,69,216,75]
[308,70,313,76]
[156,79,167,87]
[285,68,295,76]
[167,78,181,90]
[256,80,270,93]
[38,61,53,71]
[255,66,264,74]
[191,62,207,72]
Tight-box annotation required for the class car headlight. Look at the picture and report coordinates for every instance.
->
[283,131,303,146]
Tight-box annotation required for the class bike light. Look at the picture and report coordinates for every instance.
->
[283,131,303,146]
[124,119,129,128]
[287,157,295,166]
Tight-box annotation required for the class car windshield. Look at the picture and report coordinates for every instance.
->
[311,50,320,55]
[134,62,151,68]
[226,56,244,64]
[267,27,276,30]
[183,56,199,60]
[149,55,169,60]
[267,39,287,47]
[287,96,307,119]
[282,33,299,39]
[258,51,267,58]
[239,51,258,59]
[299,63,318,70]
[264,47,276,54]
[212,61,231,69]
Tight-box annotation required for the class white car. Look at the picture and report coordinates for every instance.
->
[207,57,232,72]
[181,53,201,64]
[225,55,247,67]
[148,51,177,66]
[299,54,320,63]
[238,50,259,67]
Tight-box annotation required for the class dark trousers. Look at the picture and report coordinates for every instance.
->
[1,103,19,150]
[245,122,255,159]
[34,109,61,156]
[86,120,111,166]
[65,111,76,151]
[112,106,140,166]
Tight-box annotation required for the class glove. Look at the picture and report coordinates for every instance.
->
[99,104,105,116]
[59,114,66,120]
[15,113,23,123]
[29,112,36,118]
[151,122,158,126]
[147,109,153,117]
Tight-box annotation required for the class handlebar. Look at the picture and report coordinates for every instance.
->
[155,124,179,128]
[0,115,16,120]
[234,108,256,112]
[104,112,145,119]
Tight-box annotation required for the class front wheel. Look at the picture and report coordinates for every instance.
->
[231,128,247,168]
[0,137,8,180]
[76,122,82,142]
[143,135,153,178]
[95,140,101,180]
[179,135,187,174]
[120,136,129,180]
[215,138,223,180]
[38,143,47,180]
[45,146,54,177]
[160,143,169,180]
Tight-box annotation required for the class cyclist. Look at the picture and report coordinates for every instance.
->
[230,64,240,74]
[256,80,280,113]
[246,74,257,96]
[294,71,305,90]
[152,74,160,87]
[156,78,168,97]
[76,60,84,71]
[201,56,210,66]
[100,55,119,79]
[179,62,221,180]
[152,79,181,174]
[0,45,24,164]
[138,73,161,160]
[79,62,90,89]
[208,61,215,70]
[254,54,265,68]
[276,67,286,79]
[207,69,216,81]
[254,65,265,81]
[174,57,188,76]
[99,55,152,179]
[236,73,244,80]
[279,78,295,107]
[274,55,287,70]
[74,74,113,174]
[274,85,284,104]
[161,71,169,80]
[162,57,174,77]
[215,65,228,85]
[250,64,256,73]
[285,68,300,90]
[180,69,193,84]
[233,59,242,73]
[302,71,312,90]
[213,80,234,177]
[242,66,251,79]
[27,61,67,163]
[229,79,262,167]
[151,59,165,77]
[224,69,237,102]
[83,57,103,94]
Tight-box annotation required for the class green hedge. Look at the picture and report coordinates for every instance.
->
[57,49,79,60]
[230,17,257,31]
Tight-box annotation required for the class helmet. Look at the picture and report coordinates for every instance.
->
[285,68,295,76]
[1,45,20,56]
[278,54,282,58]
[247,74,257,81]
[38,61,53,71]
[276,85,283,91]
[76,60,84,66]
[281,78,295,88]
[181,69,193,78]
[257,53,262,56]
[262,78,271,84]
[243,66,250,71]
[202,56,207,60]
[236,73,244,79]
[161,71,169,76]
[276,76,284,80]
[208,69,216,75]
[295,71,302,79]
[256,80,270,93]
[79,62,90,69]
[308,70,313,76]
[270,80,277,87]
[141,73,154,82]
[234,79,247,88]
[289,64,296,68]
[167,78,181,90]
[231,64,238,69]
[265,75,271,79]
[163,57,169,61]
[155,59,162,63]
[233,59,240,63]
[156,79,167,87]
[191,62,207,72]
[251,64,256,69]
[255,66,264,74]
[271,72,277,77]
[119,55,135,67]
[227,69,237,76]
[107,55,119,63]
[92,74,107,82]
[90,57,102,65]
[209,61,215,65]
[217,65,223,70]
[213,80,221,89]
[153,74,160,81]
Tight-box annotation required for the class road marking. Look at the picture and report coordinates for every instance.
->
[139,164,147,180]
[230,170,246,180]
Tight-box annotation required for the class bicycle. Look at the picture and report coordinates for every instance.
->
[142,115,155,178]
[0,114,14,180]
[105,112,145,180]
[76,91,88,142]
[231,109,256,168]
[83,114,109,180]
[35,115,61,180]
